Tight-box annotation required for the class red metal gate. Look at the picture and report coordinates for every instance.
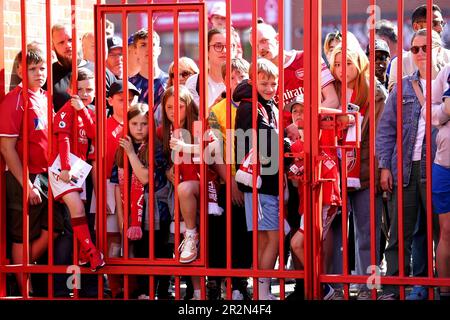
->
[0,0,449,300]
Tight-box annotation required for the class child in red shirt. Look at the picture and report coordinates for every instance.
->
[286,95,352,299]
[49,68,105,272]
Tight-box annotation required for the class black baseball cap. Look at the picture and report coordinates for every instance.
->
[366,39,390,57]
[108,80,140,97]
[107,36,123,52]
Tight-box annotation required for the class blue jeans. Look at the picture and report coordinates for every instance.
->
[348,189,382,291]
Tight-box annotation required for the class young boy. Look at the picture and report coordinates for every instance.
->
[0,46,64,293]
[233,58,280,300]
[49,67,105,272]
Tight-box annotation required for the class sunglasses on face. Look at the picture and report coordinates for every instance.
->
[170,71,194,79]
[410,45,427,54]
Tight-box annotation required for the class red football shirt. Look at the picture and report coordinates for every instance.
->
[106,116,123,178]
[51,101,95,169]
[276,50,335,127]
[0,85,49,174]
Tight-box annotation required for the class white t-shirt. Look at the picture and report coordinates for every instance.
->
[185,73,226,110]
[412,78,426,161]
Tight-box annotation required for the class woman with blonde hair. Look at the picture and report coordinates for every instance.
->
[324,30,342,63]
[330,43,386,299]
[166,57,200,87]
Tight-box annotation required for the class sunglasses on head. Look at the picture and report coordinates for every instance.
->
[410,45,427,54]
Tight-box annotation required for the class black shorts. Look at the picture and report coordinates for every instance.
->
[5,171,65,243]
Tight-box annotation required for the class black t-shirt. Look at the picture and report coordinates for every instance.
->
[47,60,116,112]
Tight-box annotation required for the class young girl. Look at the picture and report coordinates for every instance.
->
[160,86,221,299]
[161,85,222,263]
[113,103,150,243]
[49,68,105,272]
[330,44,386,299]
[113,103,172,299]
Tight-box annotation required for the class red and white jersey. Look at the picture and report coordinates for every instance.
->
[51,101,95,169]
[276,50,335,127]
[106,116,123,178]
[0,85,49,174]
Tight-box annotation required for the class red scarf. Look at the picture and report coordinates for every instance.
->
[118,144,146,239]
[345,89,368,189]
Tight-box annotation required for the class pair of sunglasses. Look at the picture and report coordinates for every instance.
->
[170,71,194,78]
[410,45,427,54]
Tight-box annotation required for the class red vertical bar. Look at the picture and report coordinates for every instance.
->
[173,8,181,263]
[46,0,55,299]
[311,0,324,300]
[146,7,155,264]
[200,2,207,267]
[149,276,155,300]
[340,0,350,300]
[277,0,286,300]
[175,276,180,300]
[0,0,6,298]
[94,6,106,299]
[147,7,156,265]
[369,0,377,300]
[303,0,313,301]
[225,0,232,300]
[425,0,434,300]
[251,0,259,300]
[396,0,405,300]
[70,2,80,300]
[173,8,181,266]
[124,275,129,299]
[200,276,206,300]
[122,2,130,259]
[199,2,207,266]
[20,0,30,299]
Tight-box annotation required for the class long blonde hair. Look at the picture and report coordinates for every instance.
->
[330,44,370,108]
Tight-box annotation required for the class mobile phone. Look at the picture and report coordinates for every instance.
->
[347,103,360,113]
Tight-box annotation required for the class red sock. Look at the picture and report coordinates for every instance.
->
[71,216,96,253]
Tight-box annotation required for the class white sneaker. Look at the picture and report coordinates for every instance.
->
[178,232,199,263]
[232,290,244,300]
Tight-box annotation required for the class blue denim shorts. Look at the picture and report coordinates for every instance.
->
[432,163,450,214]
[244,193,279,231]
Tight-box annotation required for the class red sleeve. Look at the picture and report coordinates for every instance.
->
[54,105,73,135]
[0,89,23,137]
[58,132,71,170]
[78,107,96,139]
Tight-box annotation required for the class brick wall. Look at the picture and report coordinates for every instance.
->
[2,0,103,92]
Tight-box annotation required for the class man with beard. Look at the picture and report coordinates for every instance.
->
[50,23,116,111]
[366,39,391,90]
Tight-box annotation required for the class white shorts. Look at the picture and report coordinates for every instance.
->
[49,171,86,201]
